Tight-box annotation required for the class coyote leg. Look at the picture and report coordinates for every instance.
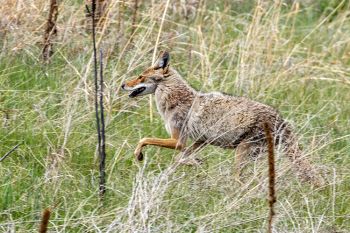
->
[176,142,204,166]
[134,138,184,161]
[134,128,186,161]
[234,141,252,183]
[284,140,323,187]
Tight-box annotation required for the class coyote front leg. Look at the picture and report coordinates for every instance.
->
[134,128,185,161]
[176,142,204,166]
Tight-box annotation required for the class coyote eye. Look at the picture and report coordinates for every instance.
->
[137,76,142,80]
[150,76,162,82]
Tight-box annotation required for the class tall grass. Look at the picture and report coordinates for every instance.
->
[0,0,349,232]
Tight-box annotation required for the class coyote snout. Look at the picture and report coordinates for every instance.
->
[122,51,322,186]
[122,82,156,98]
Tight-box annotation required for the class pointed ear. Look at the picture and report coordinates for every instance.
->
[154,51,170,70]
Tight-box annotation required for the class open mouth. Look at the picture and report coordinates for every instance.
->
[129,87,146,98]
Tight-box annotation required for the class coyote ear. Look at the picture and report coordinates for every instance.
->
[154,51,170,70]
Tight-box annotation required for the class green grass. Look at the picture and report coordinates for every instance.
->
[1,0,350,232]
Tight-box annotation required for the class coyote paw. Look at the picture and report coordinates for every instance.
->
[177,157,203,166]
[134,147,144,161]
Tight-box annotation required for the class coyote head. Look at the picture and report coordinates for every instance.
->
[122,51,170,98]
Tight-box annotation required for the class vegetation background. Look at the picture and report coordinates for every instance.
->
[0,0,349,232]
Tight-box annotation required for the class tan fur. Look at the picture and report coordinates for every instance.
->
[122,51,322,186]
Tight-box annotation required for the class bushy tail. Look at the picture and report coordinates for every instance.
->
[281,126,323,187]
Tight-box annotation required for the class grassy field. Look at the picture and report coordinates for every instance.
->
[1,0,350,232]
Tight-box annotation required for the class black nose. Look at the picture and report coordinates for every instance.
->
[121,83,125,89]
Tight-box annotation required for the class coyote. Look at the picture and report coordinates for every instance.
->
[122,51,321,185]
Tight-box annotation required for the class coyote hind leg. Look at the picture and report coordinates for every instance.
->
[235,142,249,183]
[285,140,323,187]
[234,141,262,183]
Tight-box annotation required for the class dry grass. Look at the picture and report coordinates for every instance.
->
[0,0,350,232]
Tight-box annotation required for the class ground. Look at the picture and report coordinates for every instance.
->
[0,0,349,232]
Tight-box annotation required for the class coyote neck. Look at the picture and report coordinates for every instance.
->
[154,70,196,131]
